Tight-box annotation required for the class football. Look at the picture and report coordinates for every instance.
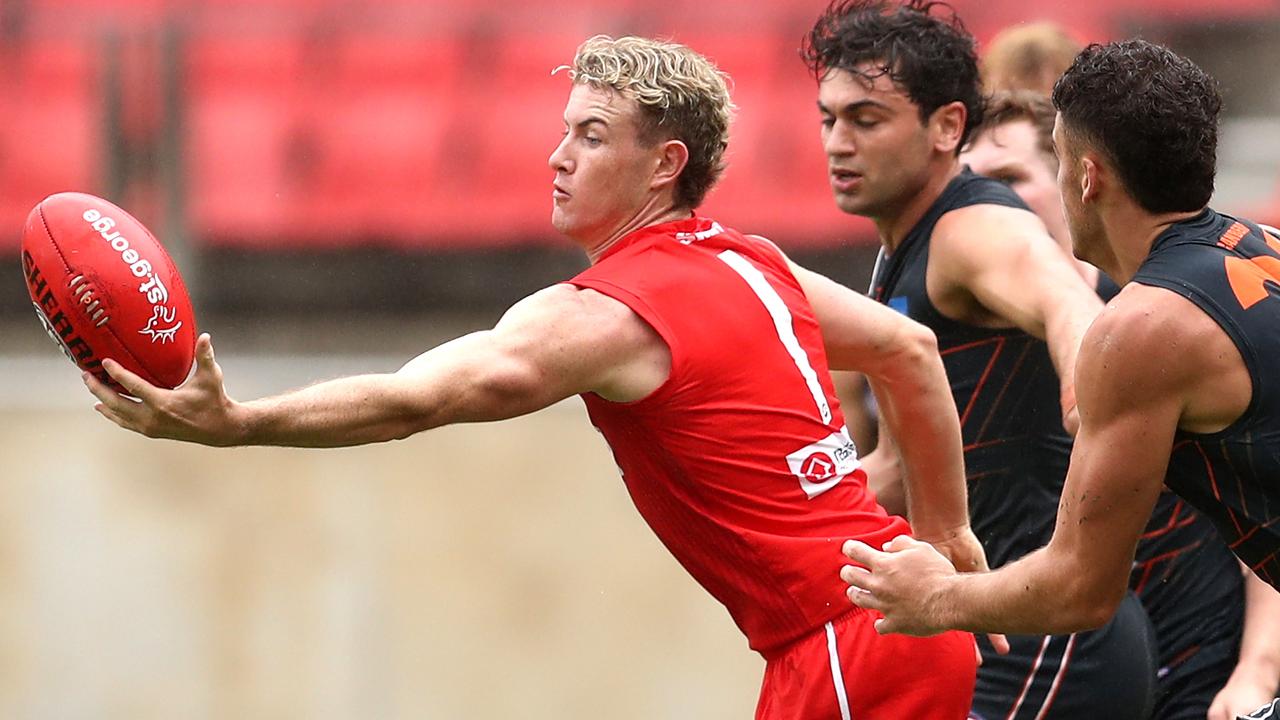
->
[20,192,197,390]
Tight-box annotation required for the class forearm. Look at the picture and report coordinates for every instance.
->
[1232,565,1280,693]
[935,542,1121,635]
[238,372,436,448]
[870,352,967,540]
[1043,299,1096,410]
[239,333,529,448]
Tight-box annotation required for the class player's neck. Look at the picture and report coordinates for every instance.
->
[1099,204,1206,284]
[875,162,961,254]
[584,199,692,264]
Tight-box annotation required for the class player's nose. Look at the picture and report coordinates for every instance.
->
[548,136,573,173]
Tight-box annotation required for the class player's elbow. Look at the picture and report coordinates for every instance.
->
[874,321,941,385]
[1055,563,1127,632]
[1065,591,1122,632]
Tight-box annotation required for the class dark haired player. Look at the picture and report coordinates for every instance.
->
[803,2,1156,717]
[843,38,1280,720]
[963,89,1280,720]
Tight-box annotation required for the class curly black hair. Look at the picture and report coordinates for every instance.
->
[1053,40,1221,214]
[801,0,984,153]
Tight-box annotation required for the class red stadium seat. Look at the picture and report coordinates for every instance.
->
[0,39,102,252]
[458,31,587,244]
[184,34,310,244]
[299,34,465,245]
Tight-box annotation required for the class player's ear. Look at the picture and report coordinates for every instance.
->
[929,101,967,155]
[1080,155,1101,203]
[652,139,690,194]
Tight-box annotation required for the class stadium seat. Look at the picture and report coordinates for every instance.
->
[0,39,101,252]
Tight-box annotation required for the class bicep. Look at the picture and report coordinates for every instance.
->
[1051,404,1172,587]
[937,207,1100,337]
[790,262,933,375]
[395,286,660,424]
[1046,322,1182,593]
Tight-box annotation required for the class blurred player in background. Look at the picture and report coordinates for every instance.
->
[86,35,989,719]
[963,88,1280,720]
[981,21,1081,95]
[802,2,1158,717]
[843,38,1280,720]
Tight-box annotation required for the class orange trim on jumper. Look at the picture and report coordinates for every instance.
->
[1224,254,1280,310]
[1218,222,1249,250]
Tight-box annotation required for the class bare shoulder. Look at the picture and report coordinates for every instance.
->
[1088,282,1223,356]
[497,284,670,402]
[932,203,1051,251]
[1082,284,1200,371]
[501,283,653,345]
[1081,283,1250,429]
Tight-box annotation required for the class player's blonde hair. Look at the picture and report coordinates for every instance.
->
[982,22,1082,95]
[565,35,735,209]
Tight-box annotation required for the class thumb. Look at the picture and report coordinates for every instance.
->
[196,333,215,366]
[873,616,896,635]
[184,333,223,390]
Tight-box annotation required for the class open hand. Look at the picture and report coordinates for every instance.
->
[917,528,1010,656]
[840,534,1009,658]
[83,333,243,446]
[841,534,957,636]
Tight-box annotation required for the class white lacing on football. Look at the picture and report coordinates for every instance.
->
[67,273,110,327]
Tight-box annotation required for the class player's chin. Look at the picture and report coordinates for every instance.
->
[550,208,571,234]
[831,191,873,217]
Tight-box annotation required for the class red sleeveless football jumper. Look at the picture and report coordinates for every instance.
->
[569,216,976,719]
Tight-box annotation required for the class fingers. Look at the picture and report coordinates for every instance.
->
[842,538,887,564]
[93,400,134,430]
[188,333,227,389]
[196,333,218,372]
[101,358,160,402]
[873,617,899,635]
[842,563,883,609]
[987,633,1010,655]
[840,563,871,588]
[83,371,137,415]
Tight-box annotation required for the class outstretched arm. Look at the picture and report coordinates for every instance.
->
[842,295,1186,636]
[84,285,669,448]
[932,205,1103,434]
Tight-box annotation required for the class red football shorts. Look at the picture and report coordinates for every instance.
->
[756,606,977,719]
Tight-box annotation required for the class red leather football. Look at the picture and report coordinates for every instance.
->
[20,192,197,390]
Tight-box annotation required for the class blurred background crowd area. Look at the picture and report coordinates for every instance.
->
[0,0,1279,324]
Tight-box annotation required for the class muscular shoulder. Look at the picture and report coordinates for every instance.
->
[500,284,656,352]
[1079,283,1246,427]
[925,203,1084,328]
[930,204,1054,261]
[497,284,671,402]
